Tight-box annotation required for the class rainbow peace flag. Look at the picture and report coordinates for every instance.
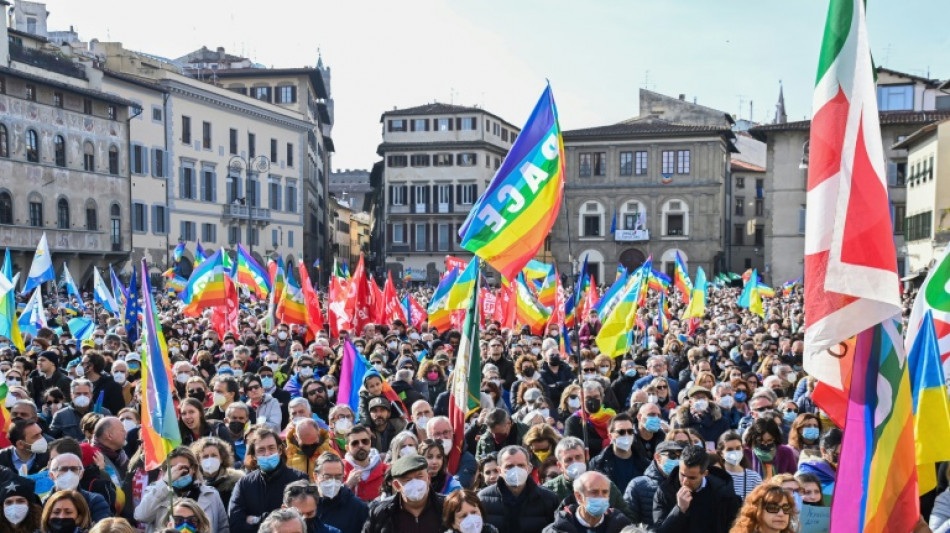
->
[182,250,228,316]
[907,311,950,494]
[782,278,801,296]
[236,244,271,298]
[523,259,554,280]
[276,270,307,325]
[655,290,670,334]
[673,252,691,303]
[172,242,186,263]
[636,257,653,306]
[756,283,775,298]
[514,273,550,335]
[648,269,671,294]
[194,241,208,265]
[537,269,557,310]
[336,340,369,421]
[139,259,181,470]
[458,85,565,281]
[428,268,460,314]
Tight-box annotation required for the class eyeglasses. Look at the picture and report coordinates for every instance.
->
[613,429,635,436]
[763,503,792,514]
[187,389,205,395]
[173,516,199,527]
[54,466,83,474]
[286,484,319,496]
[655,385,669,390]
[246,385,261,391]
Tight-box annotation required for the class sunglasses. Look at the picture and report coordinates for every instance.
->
[306,389,324,396]
[286,484,319,496]
[655,385,669,390]
[246,385,261,391]
[173,516,199,527]
[187,389,205,395]
[349,438,371,447]
[763,503,792,514]
[613,429,635,436]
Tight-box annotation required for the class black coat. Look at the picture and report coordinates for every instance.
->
[542,504,632,533]
[538,363,574,406]
[228,463,307,533]
[589,445,646,497]
[30,368,72,405]
[478,478,559,533]
[609,374,637,411]
[317,485,369,533]
[623,460,666,526]
[563,414,604,458]
[652,465,741,533]
[361,491,444,533]
[0,446,48,474]
[91,373,126,416]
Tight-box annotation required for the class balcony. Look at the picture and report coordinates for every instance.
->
[0,225,126,254]
[10,42,87,80]
[222,204,271,222]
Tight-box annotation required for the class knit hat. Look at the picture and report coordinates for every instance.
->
[38,350,60,368]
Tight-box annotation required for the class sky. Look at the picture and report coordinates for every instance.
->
[40,0,950,171]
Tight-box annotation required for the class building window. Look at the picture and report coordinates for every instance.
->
[414,185,428,212]
[29,200,43,227]
[579,153,592,177]
[391,185,407,206]
[433,153,453,167]
[288,230,294,248]
[0,192,11,225]
[270,182,282,210]
[83,99,92,115]
[410,154,430,167]
[493,123,500,136]
[619,152,633,176]
[894,203,906,235]
[107,105,116,120]
[666,214,684,235]
[201,121,211,149]
[393,223,405,243]
[735,196,745,216]
[201,170,215,202]
[437,224,450,251]
[877,85,914,111]
[83,142,95,172]
[229,128,238,154]
[583,215,601,237]
[0,125,7,158]
[276,85,296,103]
[270,139,278,162]
[110,204,121,247]
[286,184,297,213]
[132,203,146,232]
[734,224,744,246]
[182,116,192,144]
[388,155,408,167]
[494,157,500,169]
[25,84,35,101]
[736,176,745,188]
[247,176,259,207]
[799,205,806,234]
[131,145,145,174]
[436,118,452,131]
[662,199,688,236]
[107,146,119,175]
[388,119,407,132]
[152,107,162,121]
[56,198,69,229]
[154,205,167,234]
[85,202,97,230]
[54,136,65,167]
[415,224,426,251]
[180,167,196,199]
[592,152,607,176]
[459,117,476,130]
[634,151,648,175]
[286,143,294,167]
[228,226,240,245]
[252,86,272,102]
[754,224,765,246]
[460,184,477,204]
[179,221,196,242]
[53,92,63,108]
[662,151,674,174]
[676,150,690,174]
[248,133,256,158]
[754,198,764,216]
[201,223,215,243]
[906,211,933,241]
[412,119,429,132]
[26,130,39,162]
[457,153,476,166]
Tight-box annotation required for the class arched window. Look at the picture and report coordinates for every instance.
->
[661,199,690,237]
[25,130,38,162]
[661,248,688,280]
[577,200,605,239]
[85,199,97,231]
[108,146,119,175]
[619,199,647,231]
[57,198,69,229]
[54,135,65,167]
[0,192,12,224]
[0,125,8,158]
[28,194,42,227]
[110,204,121,248]
[83,142,95,172]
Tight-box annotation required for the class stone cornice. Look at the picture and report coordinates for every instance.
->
[163,81,313,132]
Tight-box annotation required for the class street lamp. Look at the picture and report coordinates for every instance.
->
[228,155,270,258]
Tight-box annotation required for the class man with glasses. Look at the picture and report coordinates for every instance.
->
[47,453,111,521]
[652,445,741,533]
[301,379,331,422]
[624,440,682,526]
[544,437,633,520]
[590,413,643,494]
[426,416,477,489]
[229,427,307,533]
[282,480,340,533]
[738,392,776,434]
[314,453,368,533]
[342,424,388,502]
[632,356,680,400]
[284,355,317,398]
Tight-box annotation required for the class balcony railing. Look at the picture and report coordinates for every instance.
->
[222,204,271,221]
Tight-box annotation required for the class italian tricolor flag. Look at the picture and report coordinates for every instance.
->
[446,281,481,475]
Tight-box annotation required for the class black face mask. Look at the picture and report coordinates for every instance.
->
[522,367,536,378]
[228,421,245,435]
[188,391,207,402]
[301,443,319,457]
[585,397,602,413]
[48,518,77,533]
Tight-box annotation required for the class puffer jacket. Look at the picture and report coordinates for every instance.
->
[542,504,632,533]
[543,473,633,520]
[284,424,337,481]
[929,487,950,533]
[134,479,229,533]
[623,460,667,526]
[228,463,308,533]
[477,477,559,533]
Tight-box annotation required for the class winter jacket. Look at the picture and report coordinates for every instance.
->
[652,465,741,533]
[317,485,369,533]
[485,355,517,389]
[362,491,444,533]
[0,447,48,474]
[563,414,605,458]
[743,444,798,479]
[228,463,308,533]
[542,504,632,533]
[92,373,126,416]
[579,320,601,348]
[539,362,575,406]
[206,468,244,510]
[283,373,306,398]
[135,478,229,533]
[632,374,680,400]
[179,419,234,447]
[623,460,667,526]
[423,377,447,405]
[475,421,529,460]
[589,446,646,499]
[478,477,559,533]
[455,450,478,490]
[285,426,337,481]
[609,374,637,411]
[343,454,389,502]
[49,405,112,440]
[543,473,634,520]
[389,380,425,413]
[670,404,731,444]
[249,393,282,431]
[30,368,73,405]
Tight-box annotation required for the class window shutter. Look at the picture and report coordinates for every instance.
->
[387,120,392,133]
[429,185,434,212]
[455,118,461,130]
[448,118,454,131]
[179,167,185,198]
[180,220,185,240]
[151,206,157,233]
[388,186,393,205]
[410,187,416,213]
[387,223,393,244]
[410,120,416,132]
[291,86,297,102]
[425,119,430,131]
[456,184,462,202]
[227,180,233,204]
[142,146,149,175]
[409,223,415,249]
[448,185,454,213]
[211,174,217,203]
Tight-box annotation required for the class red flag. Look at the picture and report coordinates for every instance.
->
[211,275,239,339]
[328,275,351,338]
[445,255,467,273]
[298,261,325,342]
[480,289,496,326]
[368,274,386,324]
[580,274,598,320]
[405,294,427,330]
[382,273,408,325]
[547,272,565,329]
[347,255,372,332]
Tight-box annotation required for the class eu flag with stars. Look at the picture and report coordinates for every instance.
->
[124,269,141,343]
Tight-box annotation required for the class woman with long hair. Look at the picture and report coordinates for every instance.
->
[178,398,233,446]
[717,431,762,500]
[473,453,500,491]
[787,413,822,453]
[165,499,211,533]
[743,418,798,480]
[189,437,243,509]
[0,479,42,533]
[133,446,228,533]
[40,490,91,533]
[729,483,798,533]
[419,439,461,495]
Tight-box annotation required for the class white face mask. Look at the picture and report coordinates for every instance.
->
[74,366,85,377]
[205,340,214,349]
[723,450,744,466]
[441,438,453,456]
[614,435,634,452]
[693,399,709,412]
[415,416,429,430]
[176,372,190,384]
[54,471,81,491]
[400,445,417,457]
[718,396,735,409]
[122,419,137,432]
[334,418,353,433]
[278,331,289,341]
[503,466,528,487]
[3,503,28,525]
[73,395,91,408]
[318,479,342,499]
[648,395,659,405]
[565,462,587,480]
[30,438,48,454]
[459,514,484,533]
[567,398,581,410]
[399,478,428,502]
[200,457,221,475]
[113,371,126,384]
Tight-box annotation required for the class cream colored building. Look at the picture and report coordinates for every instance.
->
[895,119,950,273]
[378,103,519,284]
[330,196,351,266]
[350,210,371,267]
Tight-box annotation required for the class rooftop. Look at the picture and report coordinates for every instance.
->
[892,119,950,150]
[209,67,329,100]
[564,116,735,139]
[749,110,950,139]
[731,159,766,173]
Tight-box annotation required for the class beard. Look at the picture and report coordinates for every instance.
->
[353,448,369,462]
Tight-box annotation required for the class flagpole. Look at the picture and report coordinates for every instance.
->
[561,198,591,454]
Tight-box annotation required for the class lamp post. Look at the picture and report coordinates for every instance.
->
[228,155,270,258]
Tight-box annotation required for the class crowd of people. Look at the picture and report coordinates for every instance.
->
[0,278,934,533]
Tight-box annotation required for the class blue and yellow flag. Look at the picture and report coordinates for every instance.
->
[907,310,950,494]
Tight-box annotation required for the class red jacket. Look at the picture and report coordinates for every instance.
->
[343,459,389,502]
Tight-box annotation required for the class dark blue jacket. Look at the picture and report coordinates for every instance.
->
[316,485,368,533]
[623,460,666,526]
[228,463,307,533]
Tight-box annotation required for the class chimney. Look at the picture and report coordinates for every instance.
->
[678,94,686,101]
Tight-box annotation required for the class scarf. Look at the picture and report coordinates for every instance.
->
[578,407,616,448]
[344,448,381,481]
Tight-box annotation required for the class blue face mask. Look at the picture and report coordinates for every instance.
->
[644,416,662,433]
[783,411,798,424]
[261,377,274,389]
[257,453,280,472]
[661,458,678,475]
[735,391,748,403]
[584,497,610,517]
[171,474,192,489]
[625,369,638,378]
[802,427,820,441]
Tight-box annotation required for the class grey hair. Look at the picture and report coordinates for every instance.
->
[259,508,306,533]
[555,436,585,462]
[581,380,603,396]
[388,431,419,458]
[712,382,733,397]
[497,445,530,465]
[328,404,354,419]
[287,397,310,412]
[225,401,250,418]
[395,369,414,383]
[70,378,93,394]
[294,417,318,434]
[572,470,609,494]
[425,415,451,434]
[11,400,37,416]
